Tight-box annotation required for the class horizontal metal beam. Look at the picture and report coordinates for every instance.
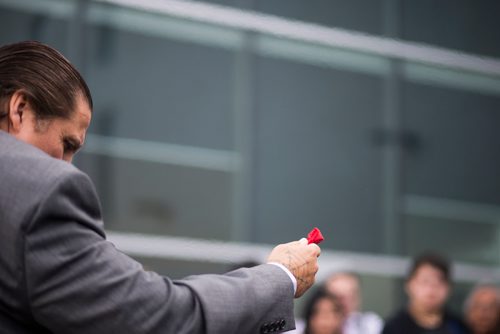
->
[107,230,500,283]
[97,0,500,77]
[82,134,241,172]
[81,135,500,224]
[404,195,500,224]
[3,0,500,96]
[0,0,74,17]
[4,0,500,78]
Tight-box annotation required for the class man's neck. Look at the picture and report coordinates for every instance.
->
[408,304,443,329]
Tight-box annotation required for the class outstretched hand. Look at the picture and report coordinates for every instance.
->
[267,238,320,298]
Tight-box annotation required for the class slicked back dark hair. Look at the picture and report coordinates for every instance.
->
[407,252,451,284]
[0,40,92,120]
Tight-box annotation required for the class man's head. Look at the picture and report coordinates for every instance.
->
[405,252,451,313]
[325,272,361,315]
[0,41,92,162]
[464,284,499,334]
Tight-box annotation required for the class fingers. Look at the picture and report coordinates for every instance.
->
[310,243,321,257]
[296,238,321,257]
[298,238,321,256]
[267,238,322,298]
[297,237,321,257]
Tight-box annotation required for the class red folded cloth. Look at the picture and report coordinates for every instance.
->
[307,227,324,244]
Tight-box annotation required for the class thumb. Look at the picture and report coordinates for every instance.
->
[298,237,308,245]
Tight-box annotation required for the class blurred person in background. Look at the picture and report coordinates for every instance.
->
[325,272,383,334]
[464,283,500,334]
[303,289,346,334]
[382,252,469,334]
[0,40,321,334]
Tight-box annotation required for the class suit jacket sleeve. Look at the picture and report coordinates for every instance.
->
[23,169,295,334]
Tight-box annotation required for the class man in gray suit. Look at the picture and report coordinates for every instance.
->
[0,41,321,333]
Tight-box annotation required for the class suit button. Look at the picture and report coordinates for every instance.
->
[272,322,278,330]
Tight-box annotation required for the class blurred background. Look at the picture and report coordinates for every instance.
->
[1,0,499,319]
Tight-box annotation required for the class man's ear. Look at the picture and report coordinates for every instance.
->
[6,90,29,133]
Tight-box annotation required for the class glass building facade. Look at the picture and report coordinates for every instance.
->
[1,0,499,317]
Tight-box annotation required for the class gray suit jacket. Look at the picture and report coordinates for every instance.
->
[0,131,295,333]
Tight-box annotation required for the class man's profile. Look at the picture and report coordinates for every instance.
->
[0,40,320,334]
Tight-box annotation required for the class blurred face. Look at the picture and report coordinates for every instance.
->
[406,264,450,313]
[326,274,359,315]
[3,92,91,162]
[466,287,499,334]
[309,297,344,334]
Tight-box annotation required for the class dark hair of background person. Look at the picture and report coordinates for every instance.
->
[0,40,93,122]
[303,288,344,334]
[407,252,451,283]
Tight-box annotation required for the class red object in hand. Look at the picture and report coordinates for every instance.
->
[307,227,324,244]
